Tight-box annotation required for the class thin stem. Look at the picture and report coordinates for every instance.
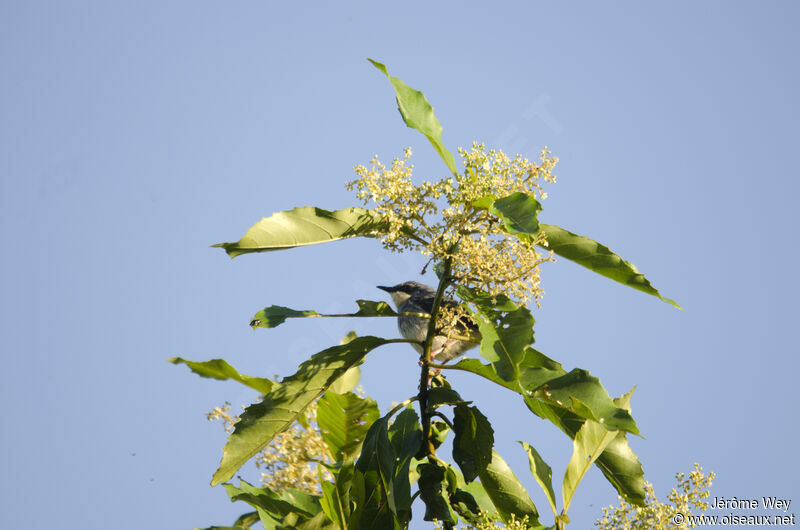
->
[410,489,421,504]
[262,311,434,320]
[418,256,453,458]
[430,411,455,430]
[428,362,473,372]
[385,396,419,419]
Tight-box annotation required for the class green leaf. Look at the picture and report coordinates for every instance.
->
[329,332,362,394]
[320,482,343,530]
[532,369,639,435]
[474,192,542,236]
[452,404,494,483]
[446,347,562,395]
[295,511,338,530]
[539,223,680,309]
[224,480,321,523]
[429,420,450,451]
[593,431,646,506]
[520,442,557,519]
[250,300,398,329]
[417,462,458,524]
[523,397,646,506]
[562,420,617,514]
[193,526,247,530]
[355,416,399,516]
[169,357,273,394]
[317,391,380,462]
[353,299,399,317]
[323,462,355,529]
[349,468,403,528]
[232,511,260,529]
[518,349,567,390]
[329,366,361,394]
[450,489,483,525]
[449,352,645,505]
[427,386,468,409]
[368,58,458,177]
[458,287,534,382]
[476,306,534,382]
[214,206,386,258]
[388,407,423,460]
[477,449,540,525]
[349,469,396,529]
[249,306,320,328]
[194,510,261,530]
[211,336,390,486]
[388,407,422,524]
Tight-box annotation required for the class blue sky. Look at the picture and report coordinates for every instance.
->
[2,1,798,528]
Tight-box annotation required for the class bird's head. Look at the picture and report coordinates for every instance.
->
[377,281,434,308]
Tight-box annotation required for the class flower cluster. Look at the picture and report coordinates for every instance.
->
[347,142,558,310]
[595,463,715,529]
[208,401,332,495]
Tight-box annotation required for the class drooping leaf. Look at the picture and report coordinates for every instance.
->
[460,288,534,382]
[594,430,646,506]
[224,480,321,526]
[250,300,397,329]
[388,407,423,524]
[169,357,273,394]
[294,511,337,530]
[590,388,645,506]
[562,420,618,513]
[474,304,534,382]
[532,369,639,435]
[417,462,458,524]
[452,404,494,483]
[322,462,355,529]
[368,58,458,177]
[355,416,393,477]
[317,391,379,462]
[349,468,402,530]
[429,420,450,451]
[214,206,386,258]
[329,332,362,394]
[232,511,260,529]
[453,353,637,434]
[539,223,680,309]
[355,415,400,517]
[211,336,390,486]
[520,442,557,519]
[329,366,361,395]
[319,482,344,530]
[388,407,423,461]
[452,473,498,522]
[353,299,400,317]
[517,349,567,390]
[523,396,646,506]
[477,450,540,526]
[446,347,564,397]
[249,306,320,328]
[450,489,483,525]
[449,352,645,504]
[427,386,467,409]
[195,509,261,530]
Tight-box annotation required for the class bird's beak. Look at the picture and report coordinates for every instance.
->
[377,285,394,293]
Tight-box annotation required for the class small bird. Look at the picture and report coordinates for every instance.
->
[377,281,481,363]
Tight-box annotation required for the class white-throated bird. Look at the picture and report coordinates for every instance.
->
[377,281,481,363]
